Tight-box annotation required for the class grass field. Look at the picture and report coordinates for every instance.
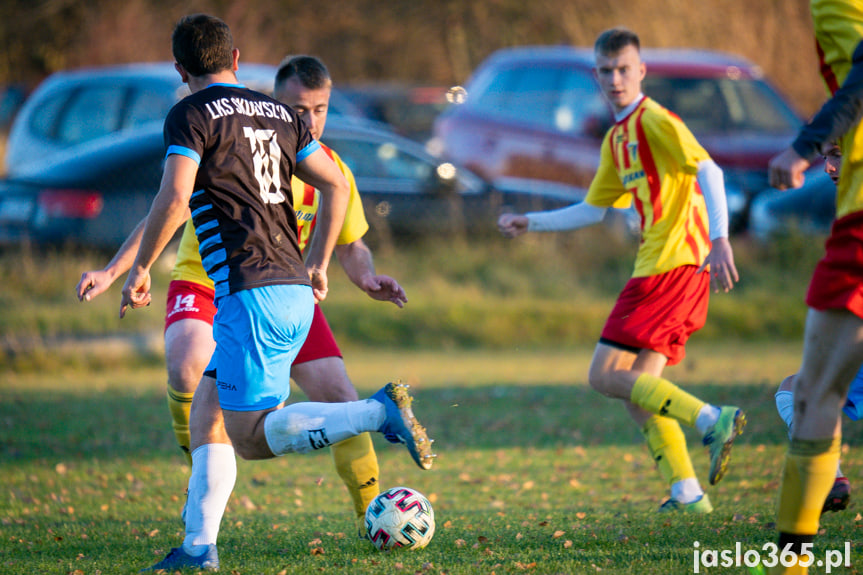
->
[2,344,861,574]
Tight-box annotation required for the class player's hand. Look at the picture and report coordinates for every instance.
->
[768,147,810,190]
[698,237,739,293]
[308,267,329,303]
[497,213,529,238]
[76,269,115,302]
[119,268,152,318]
[358,274,408,308]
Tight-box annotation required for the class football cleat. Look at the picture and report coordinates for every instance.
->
[658,494,713,514]
[371,381,434,470]
[822,476,851,514]
[140,544,219,572]
[703,406,746,485]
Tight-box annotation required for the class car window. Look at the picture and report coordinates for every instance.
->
[644,76,800,135]
[325,134,433,181]
[124,84,178,128]
[557,69,608,132]
[55,85,125,144]
[471,65,564,130]
[28,86,70,140]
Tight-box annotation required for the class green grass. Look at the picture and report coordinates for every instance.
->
[0,230,825,372]
[2,346,861,574]
[0,233,858,572]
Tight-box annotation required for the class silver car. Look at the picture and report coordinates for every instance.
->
[4,62,361,177]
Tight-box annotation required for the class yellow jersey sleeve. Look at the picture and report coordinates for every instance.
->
[640,107,709,175]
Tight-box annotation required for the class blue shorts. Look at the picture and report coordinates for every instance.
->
[845,365,863,421]
[208,284,314,411]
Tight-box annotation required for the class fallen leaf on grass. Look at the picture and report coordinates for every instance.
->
[552,530,565,539]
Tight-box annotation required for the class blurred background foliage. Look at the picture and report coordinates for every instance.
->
[0,0,824,115]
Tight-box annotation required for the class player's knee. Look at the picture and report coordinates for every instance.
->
[166,360,204,394]
[587,366,613,396]
[229,436,270,460]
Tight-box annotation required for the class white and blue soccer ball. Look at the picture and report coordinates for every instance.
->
[365,486,435,550]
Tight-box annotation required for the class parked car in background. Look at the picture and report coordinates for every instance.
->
[0,116,601,249]
[432,45,817,233]
[339,83,450,143]
[4,62,363,178]
[0,84,27,134]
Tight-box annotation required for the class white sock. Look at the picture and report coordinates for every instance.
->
[264,399,384,456]
[182,443,237,555]
[694,405,721,435]
[837,463,844,478]
[671,477,704,504]
[775,390,794,437]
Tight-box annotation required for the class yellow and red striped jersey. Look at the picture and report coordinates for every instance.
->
[811,0,863,220]
[172,144,368,287]
[585,97,712,278]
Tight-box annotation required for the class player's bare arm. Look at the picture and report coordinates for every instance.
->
[497,213,529,238]
[698,237,739,293]
[295,147,350,303]
[768,147,810,190]
[120,154,196,318]
[334,238,407,308]
[77,217,147,302]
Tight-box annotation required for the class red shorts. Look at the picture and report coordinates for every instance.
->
[600,265,709,366]
[165,280,217,329]
[164,279,341,365]
[806,210,863,319]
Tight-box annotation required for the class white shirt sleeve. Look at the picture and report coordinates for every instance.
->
[526,202,607,232]
[696,159,729,240]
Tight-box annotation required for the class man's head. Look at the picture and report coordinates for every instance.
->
[593,27,646,114]
[823,141,842,185]
[275,55,332,140]
[172,14,235,78]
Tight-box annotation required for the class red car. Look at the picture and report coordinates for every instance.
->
[432,46,806,233]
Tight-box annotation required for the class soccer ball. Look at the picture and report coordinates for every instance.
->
[365,486,435,550]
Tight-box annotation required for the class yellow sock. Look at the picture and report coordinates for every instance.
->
[631,373,706,428]
[776,436,841,536]
[642,415,696,486]
[166,388,193,466]
[331,433,380,519]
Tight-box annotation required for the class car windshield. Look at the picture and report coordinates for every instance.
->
[323,134,434,180]
[643,75,802,136]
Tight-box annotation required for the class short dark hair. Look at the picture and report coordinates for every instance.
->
[275,55,332,91]
[594,27,640,56]
[172,14,234,77]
